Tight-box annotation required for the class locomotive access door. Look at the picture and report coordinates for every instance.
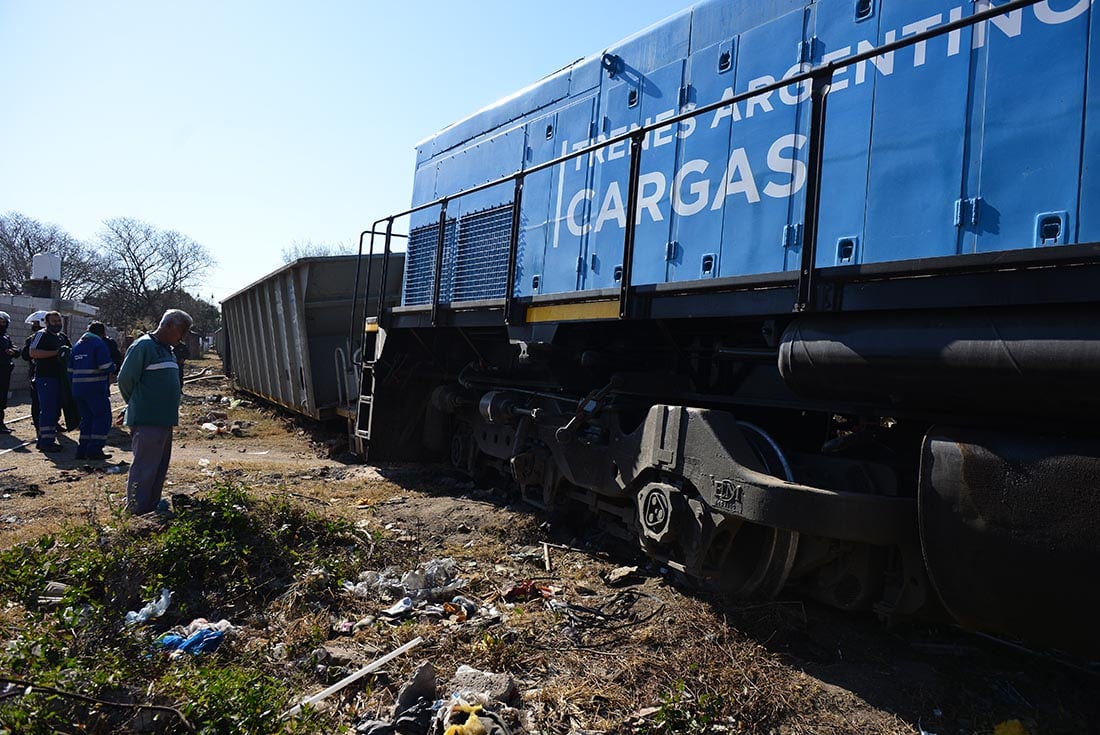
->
[812,0,880,269]
[1079,7,1100,243]
[585,12,690,291]
[863,0,973,265]
[626,58,687,288]
[668,35,738,284]
[539,96,599,297]
[960,4,1090,254]
[712,6,810,279]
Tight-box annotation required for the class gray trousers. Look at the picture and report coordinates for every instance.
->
[127,425,173,515]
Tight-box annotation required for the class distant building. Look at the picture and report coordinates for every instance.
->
[1,254,121,399]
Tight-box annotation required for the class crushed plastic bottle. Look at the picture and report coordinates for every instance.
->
[124,589,173,625]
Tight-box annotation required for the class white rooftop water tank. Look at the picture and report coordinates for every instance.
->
[31,253,62,281]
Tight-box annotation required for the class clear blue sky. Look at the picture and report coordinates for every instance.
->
[0,1,690,303]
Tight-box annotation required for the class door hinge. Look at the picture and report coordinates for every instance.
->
[954,197,982,228]
[783,223,803,249]
[798,36,818,64]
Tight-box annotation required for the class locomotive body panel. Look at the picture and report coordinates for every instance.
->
[402,0,1096,305]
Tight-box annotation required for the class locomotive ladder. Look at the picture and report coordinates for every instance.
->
[353,337,375,454]
[348,225,404,459]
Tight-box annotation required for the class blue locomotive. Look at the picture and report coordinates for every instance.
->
[354,0,1100,655]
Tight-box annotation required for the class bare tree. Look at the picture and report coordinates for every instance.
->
[89,217,216,328]
[281,238,355,263]
[0,211,108,300]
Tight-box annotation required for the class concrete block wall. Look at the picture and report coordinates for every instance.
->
[0,295,107,396]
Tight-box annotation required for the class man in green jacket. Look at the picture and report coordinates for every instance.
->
[117,309,192,515]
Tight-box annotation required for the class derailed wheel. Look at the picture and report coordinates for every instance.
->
[637,421,799,599]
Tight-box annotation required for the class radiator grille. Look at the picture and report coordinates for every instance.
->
[402,203,513,305]
[452,205,513,302]
[402,219,456,306]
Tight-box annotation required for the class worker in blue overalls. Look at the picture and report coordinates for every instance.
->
[68,321,115,460]
[28,311,70,452]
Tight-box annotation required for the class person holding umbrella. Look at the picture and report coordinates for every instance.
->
[20,310,49,433]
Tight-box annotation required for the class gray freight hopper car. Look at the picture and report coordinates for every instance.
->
[221,254,404,420]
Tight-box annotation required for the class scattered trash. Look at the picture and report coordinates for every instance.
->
[604,565,639,586]
[381,597,414,619]
[3,484,43,498]
[434,697,514,735]
[503,580,556,603]
[353,661,521,735]
[248,450,270,455]
[37,581,71,607]
[283,636,424,719]
[447,665,518,704]
[154,629,225,658]
[344,558,468,604]
[402,558,467,601]
[151,619,232,659]
[202,419,253,436]
[124,589,173,625]
[334,613,377,634]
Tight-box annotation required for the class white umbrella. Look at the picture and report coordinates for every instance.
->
[24,310,49,324]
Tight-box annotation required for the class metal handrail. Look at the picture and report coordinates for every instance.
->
[348,227,407,370]
[369,0,1045,325]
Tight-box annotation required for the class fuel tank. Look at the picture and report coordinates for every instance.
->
[919,427,1100,655]
[778,309,1100,419]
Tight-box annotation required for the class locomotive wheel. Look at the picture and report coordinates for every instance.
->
[641,421,800,599]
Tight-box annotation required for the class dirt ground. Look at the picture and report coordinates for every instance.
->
[1,355,1096,734]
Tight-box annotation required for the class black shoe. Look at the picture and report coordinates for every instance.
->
[38,443,62,453]
[85,450,112,461]
[0,425,11,434]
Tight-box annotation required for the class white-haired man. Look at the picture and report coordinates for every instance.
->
[117,309,192,514]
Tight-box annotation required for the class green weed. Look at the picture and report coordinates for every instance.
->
[0,483,366,733]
